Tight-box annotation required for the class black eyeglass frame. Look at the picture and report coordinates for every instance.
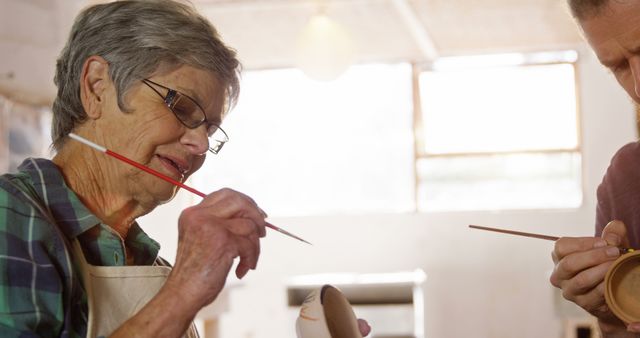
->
[141,78,229,154]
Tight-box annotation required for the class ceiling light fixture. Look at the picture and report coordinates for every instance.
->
[295,4,355,81]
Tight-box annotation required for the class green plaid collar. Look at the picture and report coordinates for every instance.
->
[18,158,161,266]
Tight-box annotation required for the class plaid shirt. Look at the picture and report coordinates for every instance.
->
[0,158,162,338]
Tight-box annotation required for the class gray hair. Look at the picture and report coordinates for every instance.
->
[567,0,611,20]
[52,0,241,151]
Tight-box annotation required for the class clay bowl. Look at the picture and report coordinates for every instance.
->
[605,250,640,323]
[296,285,362,338]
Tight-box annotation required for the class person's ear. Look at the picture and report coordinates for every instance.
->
[80,55,110,119]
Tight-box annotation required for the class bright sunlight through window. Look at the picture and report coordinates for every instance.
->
[190,64,415,217]
[189,54,582,216]
[417,61,582,211]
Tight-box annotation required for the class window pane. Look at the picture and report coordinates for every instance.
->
[419,63,578,154]
[191,64,415,216]
[417,152,582,211]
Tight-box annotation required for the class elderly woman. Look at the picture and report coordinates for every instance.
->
[0,1,266,337]
[1,1,374,337]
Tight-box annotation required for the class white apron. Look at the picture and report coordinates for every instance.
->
[72,240,199,338]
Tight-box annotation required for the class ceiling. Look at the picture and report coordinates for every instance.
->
[195,0,583,67]
[0,0,584,105]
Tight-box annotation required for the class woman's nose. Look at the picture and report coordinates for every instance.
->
[182,125,209,155]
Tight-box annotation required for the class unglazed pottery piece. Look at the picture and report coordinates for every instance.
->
[296,285,362,338]
[605,250,640,323]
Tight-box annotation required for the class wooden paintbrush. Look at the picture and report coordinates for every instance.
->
[469,224,634,253]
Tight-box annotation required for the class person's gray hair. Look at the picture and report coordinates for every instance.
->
[52,0,241,151]
[567,0,611,20]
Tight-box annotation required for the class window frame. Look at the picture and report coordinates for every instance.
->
[411,55,583,212]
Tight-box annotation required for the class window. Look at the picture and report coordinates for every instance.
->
[190,64,415,216]
[415,52,581,211]
[190,51,582,216]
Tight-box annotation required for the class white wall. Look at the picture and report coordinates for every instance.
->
[139,47,637,338]
[0,0,84,105]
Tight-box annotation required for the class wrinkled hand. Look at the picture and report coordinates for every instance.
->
[550,220,629,333]
[166,188,267,309]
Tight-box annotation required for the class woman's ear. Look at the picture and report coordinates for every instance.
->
[80,55,110,119]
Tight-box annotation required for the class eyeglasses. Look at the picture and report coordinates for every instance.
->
[141,78,229,154]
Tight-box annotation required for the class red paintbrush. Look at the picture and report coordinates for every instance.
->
[69,132,311,245]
